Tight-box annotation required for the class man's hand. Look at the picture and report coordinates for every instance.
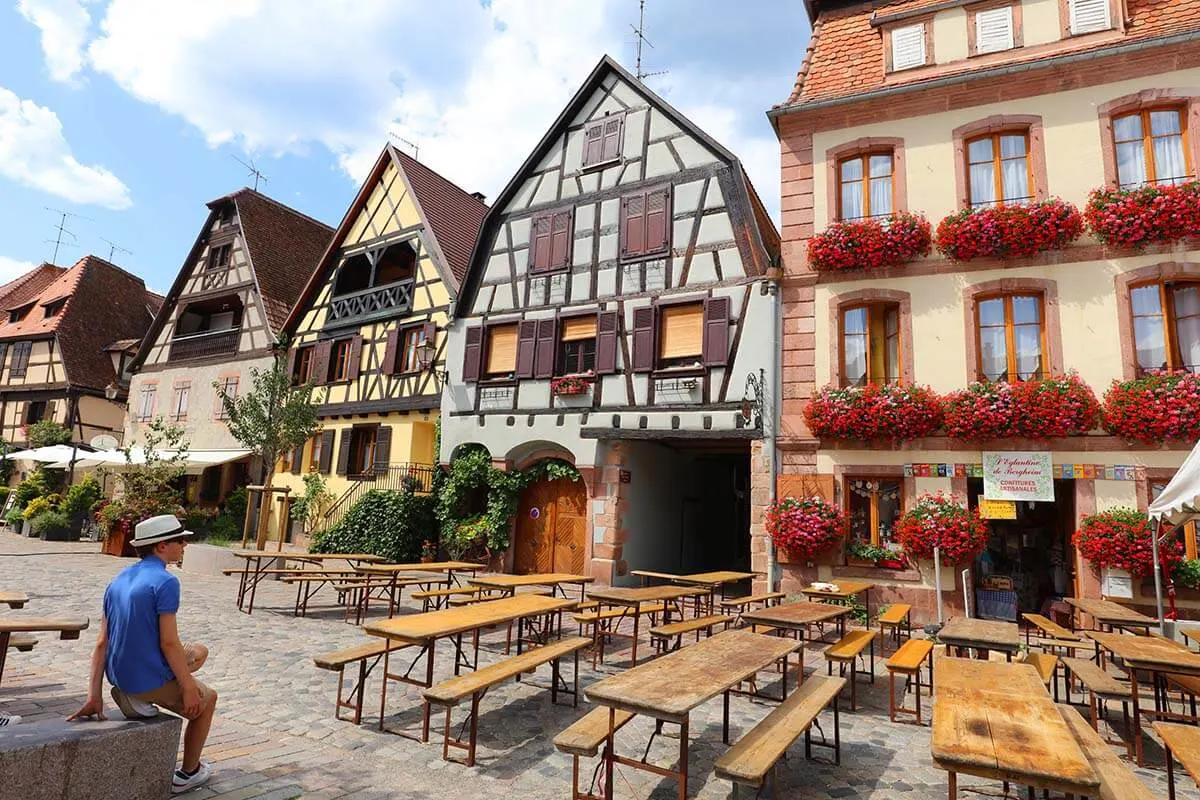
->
[67,697,107,721]
[181,682,202,717]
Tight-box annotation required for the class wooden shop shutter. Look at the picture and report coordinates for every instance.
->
[373,425,392,477]
[534,318,557,379]
[595,311,619,374]
[382,328,400,374]
[286,347,298,384]
[312,340,332,386]
[659,304,703,361]
[485,324,518,376]
[335,429,352,475]
[549,211,572,270]
[703,297,731,367]
[582,120,605,167]
[530,214,553,272]
[631,306,656,372]
[346,336,363,380]
[461,326,483,382]
[290,444,303,475]
[515,320,538,379]
[600,116,623,162]
[318,429,335,474]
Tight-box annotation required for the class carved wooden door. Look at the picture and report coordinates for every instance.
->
[514,477,586,574]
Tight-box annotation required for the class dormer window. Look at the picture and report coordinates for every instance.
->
[1067,0,1111,36]
[217,204,235,226]
[971,5,1017,55]
[8,303,32,324]
[581,114,624,169]
[888,23,928,72]
[43,299,65,319]
[207,243,232,272]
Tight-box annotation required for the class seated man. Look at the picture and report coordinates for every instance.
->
[68,514,218,795]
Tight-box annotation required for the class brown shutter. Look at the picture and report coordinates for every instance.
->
[319,429,335,474]
[335,429,352,475]
[595,311,619,374]
[462,326,483,383]
[534,318,557,379]
[290,444,303,475]
[632,306,656,372]
[312,340,332,385]
[647,188,671,255]
[0,342,8,380]
[530,214,552,271]
[550,211,572,269]
[346,336,363,380]
[621,194,646,259]
[600,116,623,161]
[421,320,436,350]
[382,328,400,374]
[583,121,604,167]
[515,320,538,379]
[373,425,392,477]
[286,347,298,384]
[703,296,731,366]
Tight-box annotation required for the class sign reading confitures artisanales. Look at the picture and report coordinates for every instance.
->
[983,451,1054,502]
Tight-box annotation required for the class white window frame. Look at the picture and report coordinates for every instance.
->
[975,6,1015,54]
[1069,0,1111,35]
[890,24,927,72]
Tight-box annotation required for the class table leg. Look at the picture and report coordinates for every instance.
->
[0,630,9,686]
[604,708,616,800]
[863,589,871,629]
[247,557,265,615]
[798,626,807,684]
[723,689,730,744]
[631,608,641,666]
[1131,668,1144,766]
[678,716,689,800]
[948,771,957,799]
[421,644,436,743]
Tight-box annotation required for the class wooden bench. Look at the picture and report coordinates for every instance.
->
[1022,612,1081,647]
[877,603,912,647]
[313,639,410,724]
[1166,673,1200,726]
[720,592,785,625]
[1022,652,1061,701]
[1060,704,1158,800]
[554,708,636,800]
[412,586,481,611]
[1061,656,1131,755]
[5,633,36,652]
[423,636,591,766]
[1154,721,1200,800]
[714,675,847,796]
[885,638,933,724]
[824,630,877,710]
[649,614,731,653]
[629,569,682,586]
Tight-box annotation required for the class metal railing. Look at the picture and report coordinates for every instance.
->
[321,462,438,531]
[169,328,239,361]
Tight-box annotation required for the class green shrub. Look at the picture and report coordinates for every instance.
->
[0,487,11,506]
[5,507,22,526]
[208,513,241,542]
[29,510,69,538]
[27,421,71,447]
[1174,559,1200,590]
[182,506,218,534]
[224,486,248,524]
[62,475,102,518]
[311,489,436,562]
[12,470,47,510]
[23,495,60,521]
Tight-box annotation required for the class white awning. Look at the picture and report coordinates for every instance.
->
[1149,439,1200,527]
[6,444,91,463]
[48,448,253,473]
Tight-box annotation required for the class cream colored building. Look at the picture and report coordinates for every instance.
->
[772,0,1200,620]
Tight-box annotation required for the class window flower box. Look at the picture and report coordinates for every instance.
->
[943,374,1099,441]
[807,211,932,272]
[935,198,1083,261]
[1101,370,1200,442]
[1085,181,1200,249]
[803,383,943,441]
[895,493,989,565]
[766,496,847,563]
[1073,507,1181,578]
[550,374,591,396]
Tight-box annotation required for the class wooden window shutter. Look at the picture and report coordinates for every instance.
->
[534,318,557,378]
[621,194,646,258]
[1069,0,1110,34]
[382,328,400,374]
[335,429,352,475]
[0,342,8,379]
[319,429,335,474]
[975,6,1014,53]
[600,116,623,162]
[312,340,332,386]
[516,320,538,379]
[290,444,303,475]
[890,24,926,71]
[531,214,553,271]
[373,425,392,477]
[582,121,605,167]
[286,347,298,384]
[632,306,656,372]
[595,311,619,374]
[550,211,572,269]
[703,297,731,366]
[346,336,363,380]
[462,326,483,383]
[421,321,436,350]
[647,188,671,255]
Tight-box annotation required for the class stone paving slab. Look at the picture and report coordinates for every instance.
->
[1,531,1195,799]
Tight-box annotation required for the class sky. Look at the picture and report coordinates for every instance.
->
[0,1,811,295]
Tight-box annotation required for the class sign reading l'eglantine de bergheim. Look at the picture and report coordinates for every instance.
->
[982,451,1054,502]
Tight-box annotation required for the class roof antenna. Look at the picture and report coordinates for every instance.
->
[44,207,89,265]
[631,0,668,82]
[387,130,420,161]
[100,237,132,263]
[232,155,268,191]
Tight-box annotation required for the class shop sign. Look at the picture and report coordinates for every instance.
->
[979,499,1017,520]
[983,451,1054,502]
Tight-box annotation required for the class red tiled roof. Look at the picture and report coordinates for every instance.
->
[0,264,66,313]
[0,261,85,338]
[782,0,1200,108]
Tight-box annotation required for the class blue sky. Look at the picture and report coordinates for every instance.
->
[0,1,810,294]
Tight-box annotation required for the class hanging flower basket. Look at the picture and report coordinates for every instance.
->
[894,493,990,565]
[943,375,1099,441]
[765,496,847,563]
[1073,507,1181,577]
[807,211,932,272]
[803,383,943,441]
[1084,181,1200,249]
[550,375,591,396]
[1101,371,1200,442]
[935,199,1083,261]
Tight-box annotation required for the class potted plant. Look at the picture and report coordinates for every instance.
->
[943,373,1099,440]
[1073,507,1181,578]
[30,509,71,541]
[550,375,591,397]
[62,475,103,539]
[5,506,23,535]
[765,496,847,564]
[420,539,437,563]
[845,540,889,568]
[894,493,990,564]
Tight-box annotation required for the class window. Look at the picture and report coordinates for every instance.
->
[1130,281,1200,373]
[215,376,237,420]
[348,426,378,477]
[530,210,573,273]
[557,316,597,376]
[841,304,900,386]
[620,188,672,261]
[973,5,1016,54]
[399,327,426,374]
[658,303,704,369]
[847,479,902,548]
[1113,108,1190,189]
[889,23,927,71]
[136,384,157,422]
[293,346,313,385]
[1153,481,1198,559]
[9,341,31,379]
[484,324,518,378]
[1067,0,1110,35]
[329,339,354,382]
[837,153,893,221]
[170,382,190,422]
[42,299,65,319]
[975,294,1046,381]
[966,132,1031,207]
[8,304,32,324]
[24,401,47,425]
[581,114,623,168]
[207,244,232,271]
[309,433,323,474]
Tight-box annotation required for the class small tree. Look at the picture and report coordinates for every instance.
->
[97,418,191,544]
[28,420,71,448]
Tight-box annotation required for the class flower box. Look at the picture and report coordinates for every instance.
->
[1074,507,1181,578]
[943,374,1099,441]
[895,494,989,565]
[803,383,943,441]
[807,211,932,272]
[1101,370,1200,442]
[766,496,847,563]
[935,198,1083,261]
[1085,180,1200,249]
[550,375,591,396]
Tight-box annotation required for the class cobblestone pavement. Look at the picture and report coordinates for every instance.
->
[2,532,1196,800]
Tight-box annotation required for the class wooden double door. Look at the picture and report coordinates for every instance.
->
[514,476,587,574]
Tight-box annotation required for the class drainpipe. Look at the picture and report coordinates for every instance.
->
[766,258,783,592]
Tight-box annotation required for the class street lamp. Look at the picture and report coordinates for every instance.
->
[415,339,447,391]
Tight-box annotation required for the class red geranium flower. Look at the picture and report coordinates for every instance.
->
[894,493,990,564]
[808,211,932,272]
[935,199,1083,261]
[1085,181,1200,249]
[1101,371,1200,442]
[803,383,943,441]
[765,496,847,561]
[1073,507,1182,577]
[943,374,1099,440]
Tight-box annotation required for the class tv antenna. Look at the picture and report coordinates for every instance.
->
[232,155,268,191]
[387,131,420,161]
[100,237,132,263]
[44,208,89,264]
[631,0,668,82]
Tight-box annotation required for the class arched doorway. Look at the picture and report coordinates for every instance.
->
[514,473,587,574]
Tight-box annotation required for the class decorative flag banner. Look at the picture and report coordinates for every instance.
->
[983,451,1055,502]
[903,463,1141,481]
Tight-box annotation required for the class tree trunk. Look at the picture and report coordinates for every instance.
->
[255,469,274,549]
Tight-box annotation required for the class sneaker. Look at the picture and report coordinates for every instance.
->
[171,760,212,794]
[110,686,158,719]
[0,714,20,727]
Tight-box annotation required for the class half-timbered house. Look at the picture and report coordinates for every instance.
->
[277,144,487,519]
[125,188,332,504]
[442,56,780,584]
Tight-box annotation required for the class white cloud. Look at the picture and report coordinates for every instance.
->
[0,257,39,284]
[0,86,132,209]
[17,0,93,84]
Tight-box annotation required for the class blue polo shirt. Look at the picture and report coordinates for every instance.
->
[103,557,180,694]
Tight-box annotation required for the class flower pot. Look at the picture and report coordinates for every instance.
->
[554,385,589,397]
[847,556,876,568]
[420,556,434,563]
[878,558,906,570]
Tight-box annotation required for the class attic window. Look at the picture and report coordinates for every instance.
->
[581,114,624,168]
[972,5,1017,54]
[217,204,236,226]
[8,303,33,324]
[43,299,65,319]
[207,243,232,272]
[889,23,928,72]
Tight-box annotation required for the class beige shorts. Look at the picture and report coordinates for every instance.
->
[133,643,213,719]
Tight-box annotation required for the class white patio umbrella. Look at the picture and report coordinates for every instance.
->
[1147,438,1200,634]
[4,444,88,463]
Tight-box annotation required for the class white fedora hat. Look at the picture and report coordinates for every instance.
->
[130,514,193,547]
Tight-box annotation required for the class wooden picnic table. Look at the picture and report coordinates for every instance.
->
[932,658,1099,798]
[364,594,575,741]
[799,580,875,625]
[0,591,28,609]
[1154,722,1200,800]
[353,561,481,620]
[586,629,799,799]
[586,585,711,666]
[673,571,760,602]
[741,600,852,676]
[1066,597,1157,633]
[0,616,89,685]
[227,550,384,615]
[468,572,593,601]
[937,617,1020,661]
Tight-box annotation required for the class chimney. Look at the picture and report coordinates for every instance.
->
[470,192,486,202]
